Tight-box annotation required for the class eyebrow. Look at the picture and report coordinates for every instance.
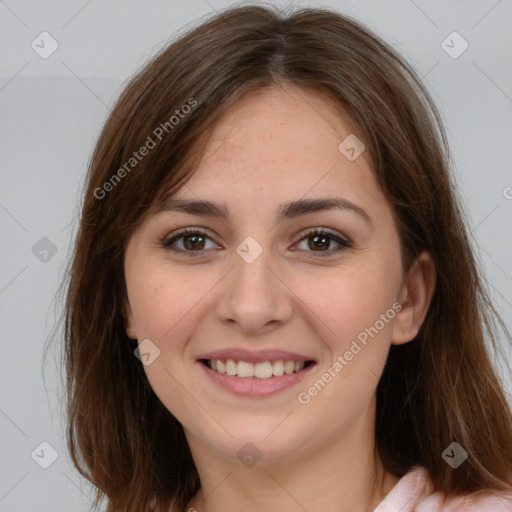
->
[157,197,373,226]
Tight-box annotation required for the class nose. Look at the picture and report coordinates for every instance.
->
[215,245,294,336]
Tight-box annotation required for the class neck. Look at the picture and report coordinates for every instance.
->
[183,399,400,512]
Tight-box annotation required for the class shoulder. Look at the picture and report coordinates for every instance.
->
[374,465,512,512]
[417,489,512,512]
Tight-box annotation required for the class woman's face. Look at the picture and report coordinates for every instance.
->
[124,84,414,463]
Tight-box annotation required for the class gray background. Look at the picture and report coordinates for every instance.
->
[1,0,511,510]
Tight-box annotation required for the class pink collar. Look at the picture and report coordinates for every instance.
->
[373,466,512,511]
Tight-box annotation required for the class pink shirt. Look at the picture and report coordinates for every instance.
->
[374,466,512,511]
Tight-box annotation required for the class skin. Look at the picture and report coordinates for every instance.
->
[123,83,436,512]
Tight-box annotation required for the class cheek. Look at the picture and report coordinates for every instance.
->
[127,265,217,410]
[292,261,400,352]
[128,268,207,426]
[293,266,398,422]
[127,263,211,340]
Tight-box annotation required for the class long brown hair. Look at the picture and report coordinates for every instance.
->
[57,4,512,511]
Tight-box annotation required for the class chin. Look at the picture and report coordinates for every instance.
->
[187,417,313,464]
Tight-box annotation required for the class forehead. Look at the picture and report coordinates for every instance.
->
[169,85,383,217]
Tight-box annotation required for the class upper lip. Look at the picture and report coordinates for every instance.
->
[197,349,315,364]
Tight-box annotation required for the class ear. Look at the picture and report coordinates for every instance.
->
[392,250,436,345]
[123,298,138,340]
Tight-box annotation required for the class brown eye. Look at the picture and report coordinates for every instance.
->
[308,233,331,251]
[182,233,206,250]
[162,229,219,255]
[294,228,351,257]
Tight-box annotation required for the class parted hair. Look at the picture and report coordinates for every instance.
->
[60,4,512,511]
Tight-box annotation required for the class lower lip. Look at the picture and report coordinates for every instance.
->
[198,361,315,398]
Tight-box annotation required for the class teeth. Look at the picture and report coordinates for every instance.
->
[272,360,285,376]
[236,361,253,378]
[207,359,308,378]
[225,359,237,376]
[254,361,273,379]
[294,361,305,372]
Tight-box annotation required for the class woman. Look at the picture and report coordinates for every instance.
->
[62,4,512,511]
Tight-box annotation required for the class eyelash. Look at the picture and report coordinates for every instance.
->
[161,227,352,259]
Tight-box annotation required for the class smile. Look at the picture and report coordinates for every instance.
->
[198,356,316,397]
[203,359,313,379]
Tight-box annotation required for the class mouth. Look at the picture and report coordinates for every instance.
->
[200,358,315,379]
[196,350,317,397]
